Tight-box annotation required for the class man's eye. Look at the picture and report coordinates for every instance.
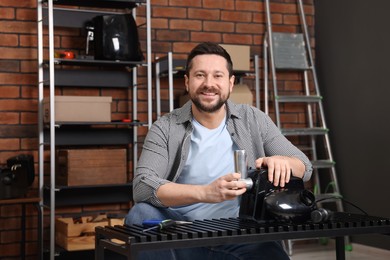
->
[195,73,204,78]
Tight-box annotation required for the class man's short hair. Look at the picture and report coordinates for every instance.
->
[185,42,233,77]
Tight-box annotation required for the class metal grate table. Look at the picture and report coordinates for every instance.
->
[95,212,390,260]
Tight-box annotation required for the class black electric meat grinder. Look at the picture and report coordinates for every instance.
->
[235,150,318,223]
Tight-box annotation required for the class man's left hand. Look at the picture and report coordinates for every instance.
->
[255,156,293,187]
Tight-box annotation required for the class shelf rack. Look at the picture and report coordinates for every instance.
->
[37,0,152,259]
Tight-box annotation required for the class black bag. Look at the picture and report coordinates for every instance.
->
[92,14,144,61]
[0,154,34,199]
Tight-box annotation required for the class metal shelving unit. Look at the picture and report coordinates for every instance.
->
[36,0,152,259]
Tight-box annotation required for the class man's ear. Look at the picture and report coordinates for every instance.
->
[184,74,189,92]
[229,75,235,92]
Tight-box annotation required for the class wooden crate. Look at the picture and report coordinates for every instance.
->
[56,148,127,186]
[55,215,124,251]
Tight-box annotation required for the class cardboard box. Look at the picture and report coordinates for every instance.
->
[55,215,123,251]
[230,84,253,105]
[56,148,127,186]
[43,96,112,123]
[179,84,253,106]
[220,44,250,71]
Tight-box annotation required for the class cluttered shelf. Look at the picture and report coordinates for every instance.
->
[39,0,152,258]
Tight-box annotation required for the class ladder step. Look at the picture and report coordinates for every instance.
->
[311,160,335,169]
[276,95,322,103]
[282,127,328,136]
[296,145,313,152]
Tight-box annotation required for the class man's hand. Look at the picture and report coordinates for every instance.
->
[255,156,304,187]
[202,173,247,203]
[156,173,247,207]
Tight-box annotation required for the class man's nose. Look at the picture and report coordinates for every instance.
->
[203,75,214,87]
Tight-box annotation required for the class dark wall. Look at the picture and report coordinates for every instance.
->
[314,0,390,250]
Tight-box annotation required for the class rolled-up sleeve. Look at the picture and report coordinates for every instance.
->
[256,111,313,182]
[133,118,171,207]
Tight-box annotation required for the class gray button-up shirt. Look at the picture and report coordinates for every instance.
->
[133,100,312,207]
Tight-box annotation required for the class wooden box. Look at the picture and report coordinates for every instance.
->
[56,149,127,186]
[220,44,250,71]
[43,96,112,123]
[55,215,123,251]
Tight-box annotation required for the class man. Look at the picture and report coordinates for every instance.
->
[126,42,312,259]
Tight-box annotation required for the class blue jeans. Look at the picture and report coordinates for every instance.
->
[125,203,290,260]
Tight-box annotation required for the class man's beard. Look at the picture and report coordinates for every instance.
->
[189,89,230,113]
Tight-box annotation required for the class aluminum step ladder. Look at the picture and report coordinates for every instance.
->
[263,0,351,254]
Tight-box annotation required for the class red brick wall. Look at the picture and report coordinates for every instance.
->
[0,0,315,258]
[0,0,40,257]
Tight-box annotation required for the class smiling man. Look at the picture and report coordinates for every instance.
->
[126,42,312,259]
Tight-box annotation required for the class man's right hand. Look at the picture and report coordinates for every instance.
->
[156,173,247,207]
[202,173,247,203]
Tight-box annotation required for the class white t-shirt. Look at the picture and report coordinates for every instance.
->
[172,117,239,221]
